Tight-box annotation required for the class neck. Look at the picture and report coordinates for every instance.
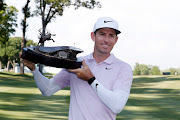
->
[93,52,110,63]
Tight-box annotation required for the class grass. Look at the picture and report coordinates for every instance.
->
[0,72,180,120]
[117,75,180,120]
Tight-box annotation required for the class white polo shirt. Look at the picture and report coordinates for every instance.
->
[53,53,133,120]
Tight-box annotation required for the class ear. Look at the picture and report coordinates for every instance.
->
[115,36,118,44]
[91,32,95,42]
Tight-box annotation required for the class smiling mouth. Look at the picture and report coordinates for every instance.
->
[102,44,109,48]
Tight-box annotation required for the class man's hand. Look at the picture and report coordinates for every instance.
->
[19,53,36,71]
[68,60,94,81]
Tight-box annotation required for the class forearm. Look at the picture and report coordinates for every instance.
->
[91,80,129,114]
[32,68,61,96]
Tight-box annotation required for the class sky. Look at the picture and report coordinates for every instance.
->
[5,0,180,70]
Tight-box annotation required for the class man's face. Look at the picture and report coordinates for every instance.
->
[91,28,118,55]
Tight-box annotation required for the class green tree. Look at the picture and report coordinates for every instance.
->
[0,44,5,70]
[151,66,161,75]
[133,63,149,75]
[6,37,22,72]
[34,0,101,73]
[0,4,18,45]
[133,63,141,75]
[0,2,18,69]
[26,40,37,47]
[0,37,37,72]
[140,64,149,75]
[133,63,160,75]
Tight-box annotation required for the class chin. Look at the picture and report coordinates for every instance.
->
[100,51,110,55]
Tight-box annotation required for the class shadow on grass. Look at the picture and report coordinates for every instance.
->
[0,72,35,88]
[0,72,70,120]
[117,76,180,120]
[0,92,70,120]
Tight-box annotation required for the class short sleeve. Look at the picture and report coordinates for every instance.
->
[113,64,133,93]
[53,68,70,89]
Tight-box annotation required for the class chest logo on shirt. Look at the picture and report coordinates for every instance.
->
[105,67,113,70]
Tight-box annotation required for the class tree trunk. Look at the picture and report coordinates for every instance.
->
[20,36,25,74]
[20,6,26,75]
[0,61,2,72]
[39,13,46,74]
[10,60,15,73]
[20,0,30,74]
[7,60,10,71]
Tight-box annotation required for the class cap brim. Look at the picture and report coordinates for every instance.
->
[115,29,121,34]
[94,28,121,35]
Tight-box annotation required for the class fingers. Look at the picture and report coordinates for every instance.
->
[19,52,36,71]
[23,60,31,66]
[19,52,28,64]
[23,59,31,64]
[82,60,87,67]
[68,60,87,73]
[67,60,93,81]
[68,68,80,73]
[68,69,82,78]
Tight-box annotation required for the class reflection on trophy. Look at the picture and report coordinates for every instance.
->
[21,29,83,69]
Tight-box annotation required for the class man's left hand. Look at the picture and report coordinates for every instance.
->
[68,60,94,81]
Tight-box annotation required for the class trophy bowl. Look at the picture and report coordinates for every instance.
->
[21,29,83,69]
[21,46,83,69]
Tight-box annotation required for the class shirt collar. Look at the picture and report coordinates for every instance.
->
[87,53,116,65]
[87,53,94,60]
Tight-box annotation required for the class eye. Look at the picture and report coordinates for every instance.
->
[98,32,105,36]
[100,33,105,36]
[110,34,115,38]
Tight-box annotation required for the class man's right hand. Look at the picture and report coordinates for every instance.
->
[19,53,35,71]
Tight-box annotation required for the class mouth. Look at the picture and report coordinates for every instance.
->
[101,44,109,49]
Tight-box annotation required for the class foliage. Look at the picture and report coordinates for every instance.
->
[0,44,6,65]
[0,2,18,45]
[0,37,37,69]
[133,63,141,75]
[0,0,6,19]
[26,39,37,47]
[33,0,101,27]
[0,0,5,10]
[150,66,161,75]
[6,37,21,61]
[133,62,161,75]
[133,63,149,75]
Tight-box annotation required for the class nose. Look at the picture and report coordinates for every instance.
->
[103,35,109,43]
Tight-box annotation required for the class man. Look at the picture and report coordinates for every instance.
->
[23,17,133,120]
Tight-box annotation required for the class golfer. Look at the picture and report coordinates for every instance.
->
[23,17,133,120]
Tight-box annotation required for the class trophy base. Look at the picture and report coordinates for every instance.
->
[21,48,82,69]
